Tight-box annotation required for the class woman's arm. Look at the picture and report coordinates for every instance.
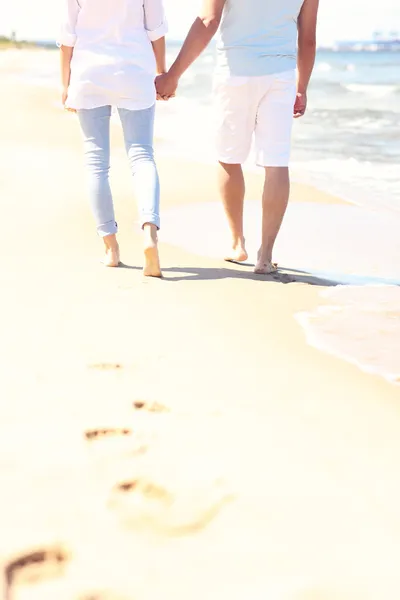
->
[144,0,168,75]
[57,0,81,109]
[143,0,168,38]
[151,37,167,75]
[60,46,74,107]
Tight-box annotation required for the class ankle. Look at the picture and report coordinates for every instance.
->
[232,235,245,248]
[258,246,272,262]
[103,234,119,251]
[143,223,158,244]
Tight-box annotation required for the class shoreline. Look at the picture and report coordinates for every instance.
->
[296,288,400,387]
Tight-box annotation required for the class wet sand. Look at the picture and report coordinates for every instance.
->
[1,62,400,600]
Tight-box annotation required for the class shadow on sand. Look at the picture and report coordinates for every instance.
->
[119,263,341,287]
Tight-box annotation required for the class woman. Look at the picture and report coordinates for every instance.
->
[58,0,167,277]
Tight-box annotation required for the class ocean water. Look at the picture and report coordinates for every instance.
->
[296,286,400,385]
[2,45,400,384]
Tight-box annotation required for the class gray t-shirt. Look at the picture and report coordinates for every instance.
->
[216,0,305,77]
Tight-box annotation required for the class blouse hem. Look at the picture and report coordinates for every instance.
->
[66,99,156,111]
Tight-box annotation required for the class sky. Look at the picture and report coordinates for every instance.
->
[1,0,400,44]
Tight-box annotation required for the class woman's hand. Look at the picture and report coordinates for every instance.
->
[61,87,76,113]
[61,86,69,106]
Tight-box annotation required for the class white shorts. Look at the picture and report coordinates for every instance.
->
[214,70,297,167]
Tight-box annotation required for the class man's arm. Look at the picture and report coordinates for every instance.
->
[156,0,226,98]
[295,0,319,117]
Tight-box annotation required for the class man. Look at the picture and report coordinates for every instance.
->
[156,0,319,274]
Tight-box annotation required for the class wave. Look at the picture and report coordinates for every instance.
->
[311,80,399,97]
[296,286,400,385]
[342,83,399,97]
[316,62,333,72]
[315,61,359,73]
[290,158,400,214]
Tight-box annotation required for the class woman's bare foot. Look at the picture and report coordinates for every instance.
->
[224,239,248,263]
[102,234,120,267]
[143,224,162,278]
[254,248,277,274]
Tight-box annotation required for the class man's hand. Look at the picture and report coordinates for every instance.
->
[294,92,307,118]
[155,73,179,100]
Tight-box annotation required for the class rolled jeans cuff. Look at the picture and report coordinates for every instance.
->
[140,213,160,230]
[98,220,118,237]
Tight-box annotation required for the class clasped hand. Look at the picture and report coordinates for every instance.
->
[155,72,179,101]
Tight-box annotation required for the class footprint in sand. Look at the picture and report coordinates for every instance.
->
[132,400,169,413]
[84,428,148,460]
[88,363,123,371]
[4,546,69,593]
[84,428,132,441]
[108,474,234,536]
[79,594,132,600]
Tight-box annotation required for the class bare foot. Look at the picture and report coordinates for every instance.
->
[224,239,248,263]
[254,258,278,275]
[143,224,162,278]
[102,235,120,267]
[103,246,120,267]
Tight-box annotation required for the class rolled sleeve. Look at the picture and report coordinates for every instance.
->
[57,0,81,47]
[144,0,168,41]
[146,19,168,42]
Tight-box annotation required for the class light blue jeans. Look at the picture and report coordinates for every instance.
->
[77,105,160,237]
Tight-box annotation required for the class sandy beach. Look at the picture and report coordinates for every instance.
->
[1,51,400,599]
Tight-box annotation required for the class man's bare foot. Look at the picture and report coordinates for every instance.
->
[102,235,120,267]
[143,224,162,278]
[254,260,278,275]
[224,239,248,263]
[254,248,277,274]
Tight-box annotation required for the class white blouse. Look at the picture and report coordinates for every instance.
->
[58,0,168,110]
